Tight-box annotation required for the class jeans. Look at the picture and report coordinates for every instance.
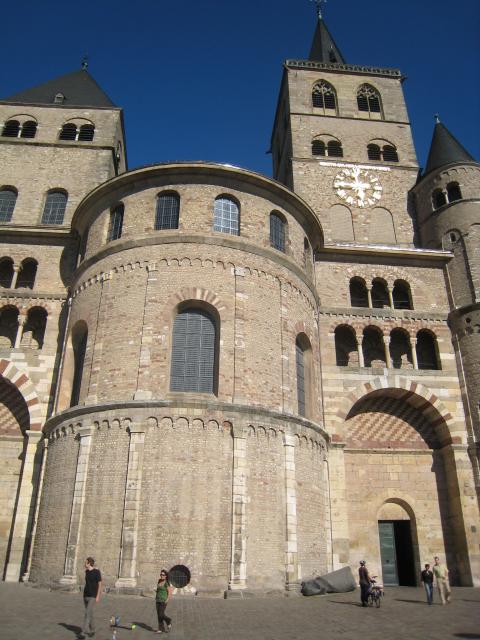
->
[83,597,96,634]
[423,582,433,604]
[156,601,172,631]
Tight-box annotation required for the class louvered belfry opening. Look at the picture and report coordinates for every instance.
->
[78,124,95,141]
[312,80,337,111]
[59,123,78,141]
[170,308,217,393]
[20,121,37,138]
[357,84,381,114]
[2,120,20,137]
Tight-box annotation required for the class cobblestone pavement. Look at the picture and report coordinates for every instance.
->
[1,583,479,640]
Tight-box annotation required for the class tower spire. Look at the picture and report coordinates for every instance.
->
[308,1,345,64]
[311,0,327,20]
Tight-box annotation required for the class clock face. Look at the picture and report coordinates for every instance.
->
[333,167,383,208]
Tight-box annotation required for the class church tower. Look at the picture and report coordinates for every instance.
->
[271,11,419,246]
[412,120,480,483]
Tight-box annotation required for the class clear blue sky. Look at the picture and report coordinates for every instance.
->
[2,0,479,176]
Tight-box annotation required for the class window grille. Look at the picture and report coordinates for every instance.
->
[108,204,124,242]
[382,145,399,162]
[170,309,216,393]
[2,120,20,137]
[20,120,37,138]
[213,197,239,235]
[59,123,77,141]
[296,340,306,416]
[0,190,17,223]
[367,144,381,160]
[78,124,95,141]
[312,80,337,111]
[155,193,180,230]
[357,85,381,114]
[312,140,326,156]
[327,140,343,157]
[41,191,67,225]
[270,212,286,252]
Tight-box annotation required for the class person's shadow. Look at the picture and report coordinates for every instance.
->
[132,621,155,631]
[58,623,82,636]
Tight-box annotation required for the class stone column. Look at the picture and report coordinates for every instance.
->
[23,437,48,582]
[384,336,392,368]
[411,338,419,369]
[115,425,146,589]
[60,425,94,585]
[14,313,26,348]
[283,433,299,588]
[367,287,373,308]
[229,425,248,590]
[233,267,247,403]
[387,286,394,309]
[357,336,365,368]
[4,430,43,582]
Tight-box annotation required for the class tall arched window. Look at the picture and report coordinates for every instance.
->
[362,326,386,368]
[0,189,17,223]
[2,120,20,137]
[371,278,390,308]
[155,192,180,230]
[20,307,47,349]
[0,258,14,288]
[392,280,412,309]
[357,84,382,116]
[350,277,369,307]
[59,123,78,141]
[389,328,413,369]
[170,308,217,393]
[16,259,37,289]
[78,124,95,141]
[270,212,286,252]
[335,325,358,366]
[312,80,337,112]
[416,330,441,370]
[41,191,67,224]
[296,334,312,418]
[107,204,124,242]
[447,182,462,202]
[213,196,239,235]
[0,306,19,348]
[432,189,447,210]
[70,322,88,406]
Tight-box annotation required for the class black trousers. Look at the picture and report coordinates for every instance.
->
[360,583,370,605]
[156,601,172,629]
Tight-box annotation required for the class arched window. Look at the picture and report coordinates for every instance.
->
[367,143,381,160]
[170,308,217,393]
[0,258,14,288]
[70,322,88,406]
[155,192,180,230]
[389,328,413,369]
[447,182,462,202]
[20,307,47,349]
[312,139,326,156]
[432,189,447,210]
[382,145,399,162]
[107,204,124,242]
[21,121,37,138]
[270,212,286,252]
[2,120,20,137]
[416,330,441,370]
[371,278,389,308]
[16,259,37,289]
[327,140,343,158]
[78,124,95,141]
[213,196,239,235]
[392,280,412,309]
[349,277,369,307]
[312,80,337,112]
[59,123,78,141]
[357,84,382,115]
[335,325,358,366]
[362,326,386,368]
[296,334,312,418]
[41,191,67,224]
[0,306,19,348]
[0,189,17,222]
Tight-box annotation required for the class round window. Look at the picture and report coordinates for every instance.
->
[168,565,191,588]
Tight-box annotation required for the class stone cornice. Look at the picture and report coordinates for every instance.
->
[317,243,452,267]
[0,291,67,303]
[285,59,403,80]
[0,224,71,239]
[319,306,449,322]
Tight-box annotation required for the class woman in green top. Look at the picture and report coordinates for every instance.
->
[155,569,173,633]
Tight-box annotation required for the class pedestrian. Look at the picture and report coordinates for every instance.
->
[155,569,173,633]
[420,563,434,605]
[433,556,451,605]
[358,560,371,607]
[81,557,102,638]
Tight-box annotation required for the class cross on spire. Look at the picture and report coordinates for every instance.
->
[311,0,327,19]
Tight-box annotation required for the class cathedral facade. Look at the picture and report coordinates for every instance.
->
[0,16,479,593]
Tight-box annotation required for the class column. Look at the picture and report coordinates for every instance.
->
[387,286,394,309]
[23,438,49,582]
[411,337,419,369]
[116,425,146,588]
[4,430,43,582]
[233,267,247,403]
[357,336,365,368]
[367,287,373,308]
[11,265,20,289]
[60,425,94,585]
[283,433,298,588]
[229,425,248,590]
[384,336,392,368]
[14,313,26,348]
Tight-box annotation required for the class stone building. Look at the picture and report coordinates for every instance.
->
[0,14,478,593]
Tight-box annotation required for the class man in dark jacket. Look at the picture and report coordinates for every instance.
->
[358,560,371,607]
[421,563,434,605]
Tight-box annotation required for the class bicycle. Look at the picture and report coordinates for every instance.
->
[367,577,384,608]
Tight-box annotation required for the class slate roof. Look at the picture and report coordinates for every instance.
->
[424,122,475,175]
[309,18,346,64]
[2,69,117,108]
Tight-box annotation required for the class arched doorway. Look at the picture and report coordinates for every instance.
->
[377,501,416,586]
